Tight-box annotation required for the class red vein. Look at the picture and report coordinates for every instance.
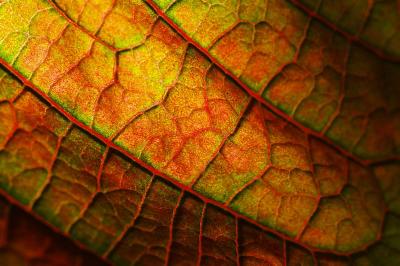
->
[144,0,399,166]
[0,78,21,148]
[29,124,72,209]
[189,98,252,188]
[225,164,271,206]
[311,251,318,265]
[235,217,240,266]
[93,0,116,36]
[66,146,110,233]
[164,191,184,266]
[110,42,189,140]
[283,240,287,266]
[0,100,18,149]
[196,203,206,266]
[295,136,321,241]
[46,0,118,52]
[97,146,110,191]
[102,174,155,258]
[321,29,351,136]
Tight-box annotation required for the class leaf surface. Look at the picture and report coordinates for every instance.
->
[0,0,399,265]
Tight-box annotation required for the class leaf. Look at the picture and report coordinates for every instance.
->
[0,0,398,265]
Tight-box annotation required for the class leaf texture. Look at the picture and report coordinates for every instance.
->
[0,0,399,265]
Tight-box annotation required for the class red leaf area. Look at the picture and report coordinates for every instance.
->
[0,0,399,265]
